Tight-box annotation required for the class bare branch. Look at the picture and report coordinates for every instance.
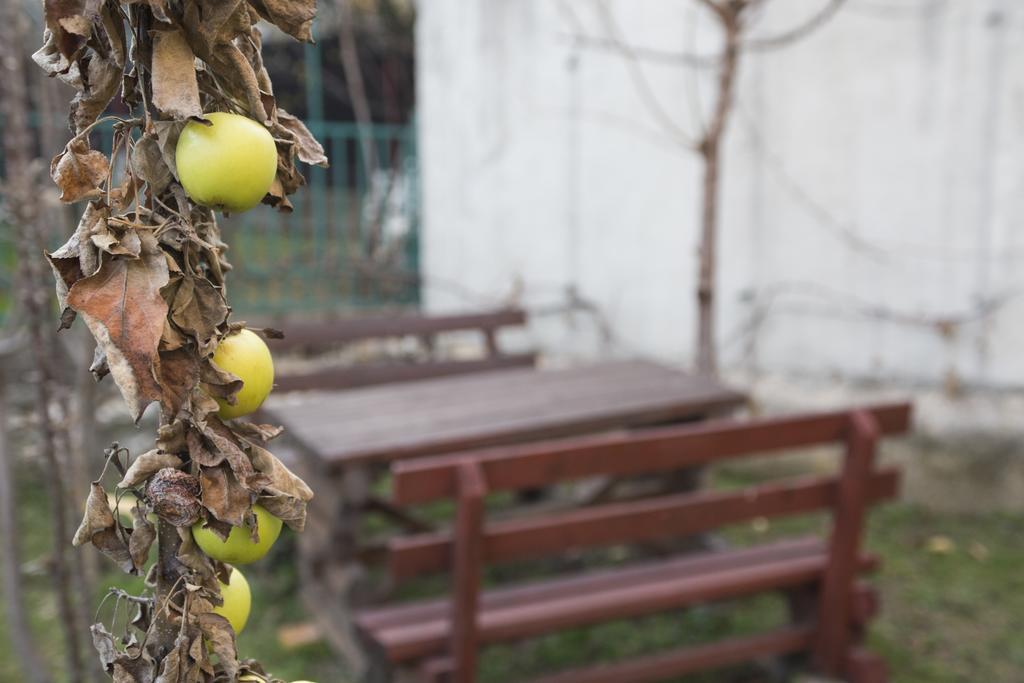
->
[746,0,846,50]
[559,33,718,69]
[591,0,699,147]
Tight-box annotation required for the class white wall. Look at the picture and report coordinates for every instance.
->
[417,0,1024,389]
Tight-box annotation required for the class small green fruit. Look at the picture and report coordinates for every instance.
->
[191,504,282,565]
[213,566,251,634]
[212,329,275,420]
[175,112,278,213]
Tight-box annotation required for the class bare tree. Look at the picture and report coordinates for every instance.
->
[0,333,52,683]
[584,0,846,376]
[692,0,845,376]
[0,4,88,681]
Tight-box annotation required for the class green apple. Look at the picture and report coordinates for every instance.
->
[212,329,274,420]
[192,504,283,565]
[213,565,251,634]
[175,112,278,213]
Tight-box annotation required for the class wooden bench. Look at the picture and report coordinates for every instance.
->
[266,308,536,393]
[354,402,912,683]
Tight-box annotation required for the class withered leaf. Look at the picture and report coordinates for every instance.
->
[151,28,203,120]
[152,120,185,180]
[67,232,170,422]
[90,344,110,380]
[131,133,174,194]
[198,613,238,678]
[128,506,156,569]
[73,482,117,546]
[46,202,104,328]
[186,429,221,467]
[197,416,266,490]
[119,449,183,488]
[42,0,102,61]
[165,274,228,356]
[232,421,284,445]
[250,444,313,502]
[73,482,135,574]
[70,47,122,134]
[199,358,242,403]
[153,634,188,683]
[277,110,328,167]
[199,464,252,528]
[175,526,216,579]
[250,444,313,531]
[91,226,142,258]
[156,348,200,417]
[246,0,315,43]
[51,136,110,203]
[91,623,118,673]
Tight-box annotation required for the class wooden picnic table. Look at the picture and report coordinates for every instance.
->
[260,360,747,663]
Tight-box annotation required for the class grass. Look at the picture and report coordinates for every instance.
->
[2,463,1023,683]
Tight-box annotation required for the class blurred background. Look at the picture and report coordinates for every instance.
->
[2,1,1023,682]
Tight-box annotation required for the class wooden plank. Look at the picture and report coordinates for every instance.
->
[375,553,870,661]
[393,403,911,504]
[286,362,740,443]
[359,537,827,632]
[267,308,528,352]
[814,410,879,674]
[451,462,487,683]
[265,361,746,467]
[529,626,816,683]
[390,469,900,579]
[275,353,537,393]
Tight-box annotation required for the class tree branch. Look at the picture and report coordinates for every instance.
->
[746,0,846,49]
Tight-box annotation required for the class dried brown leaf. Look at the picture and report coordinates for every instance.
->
[165,274,229,356]
[199,613,238,678]
[118,449,184,488]
[200,464,252,527]
[128,506,156,569]
[67,232,170,422]
[73,482,136,573]
[46,202,103,328]
[151,28,203,120]
[276,110,328,167]
[156,348,201,417]
[246,0,315,42]
[51,136,109,203]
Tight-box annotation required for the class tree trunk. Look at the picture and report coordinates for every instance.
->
[0,357,53,683]
[338,0,377,177]
[695,6,742,377]
[0,5,87,682]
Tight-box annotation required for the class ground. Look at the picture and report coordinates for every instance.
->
[1,462,1022,683]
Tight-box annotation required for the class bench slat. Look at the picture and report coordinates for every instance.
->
[419,625,815,683]
[268,308,528,352]
[374,552,877,661]
[392,403,912,505]
[390,468,900,578]
[274,353,538,393]
[528,625,816,683]
[359,536,826,632]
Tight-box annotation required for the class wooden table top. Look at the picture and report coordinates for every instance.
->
[262,360,747,470]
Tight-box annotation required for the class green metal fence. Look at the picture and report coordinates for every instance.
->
[0,118,420,322]
[221,120,421,316]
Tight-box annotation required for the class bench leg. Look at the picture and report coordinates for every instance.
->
[844,647,889,683]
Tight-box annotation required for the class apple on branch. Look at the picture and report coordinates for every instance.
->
[212,328,275,420]
[176,112,278,213]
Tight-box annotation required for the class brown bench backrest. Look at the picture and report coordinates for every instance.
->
[388,402,911,578]
[267,308,536,393]
[387,402,912,681]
